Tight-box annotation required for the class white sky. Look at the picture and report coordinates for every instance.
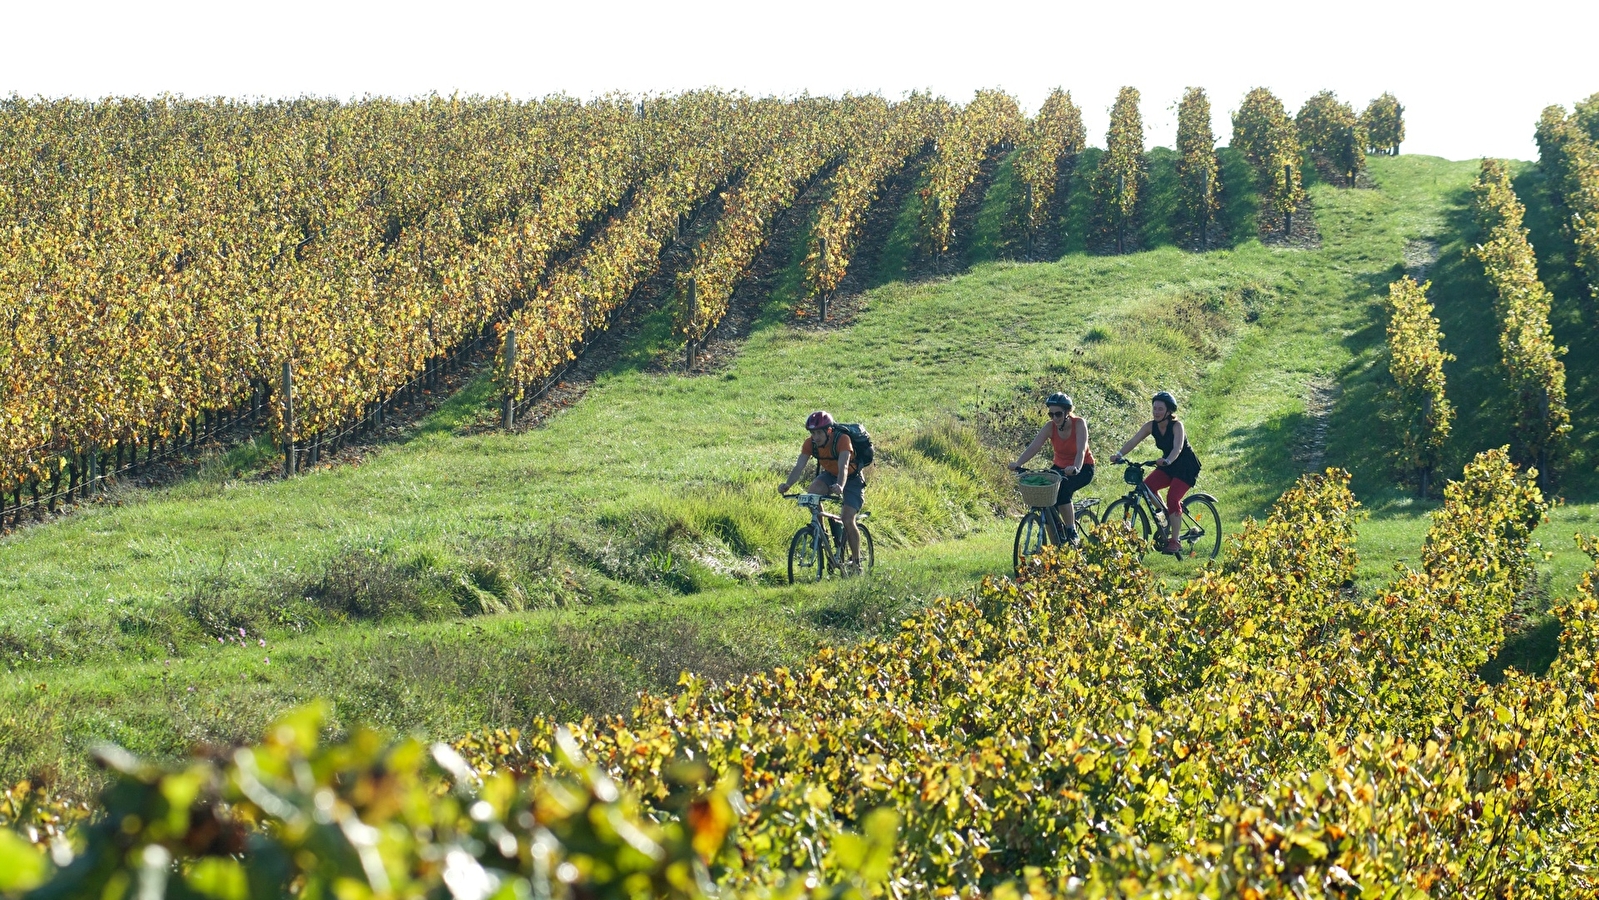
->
[4,0,1595,161]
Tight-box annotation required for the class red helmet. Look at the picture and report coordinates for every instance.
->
[804,411,834,430]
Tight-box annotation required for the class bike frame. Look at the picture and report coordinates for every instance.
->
[1109,459,1220,558]
[784,492,870,579]
[1116,460,1173,530]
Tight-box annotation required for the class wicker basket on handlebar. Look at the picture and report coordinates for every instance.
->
[1016,470,1062,507]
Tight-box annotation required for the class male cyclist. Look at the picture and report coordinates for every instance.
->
[778,411,864,571]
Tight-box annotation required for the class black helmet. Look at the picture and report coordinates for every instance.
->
[1045,392,1074,410]
[1151,391,1178,411]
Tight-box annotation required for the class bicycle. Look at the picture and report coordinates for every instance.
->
[1012,467,1101,574]
[783,493,875,583]
[1101,460,1222,560]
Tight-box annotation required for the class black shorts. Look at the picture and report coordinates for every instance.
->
[1050,464,1094,505]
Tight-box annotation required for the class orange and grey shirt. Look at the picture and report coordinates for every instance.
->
[803,430,858,477]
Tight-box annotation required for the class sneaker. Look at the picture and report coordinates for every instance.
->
[1064,528,1079,546]
[1165,538,1183,555]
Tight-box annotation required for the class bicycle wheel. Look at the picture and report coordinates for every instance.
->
[1013,510,1049,574]
[1072,503,1100,529]
[1101,497,1152,552]
[858,523,875,574]
[788,525,823,584]
[1179,495,1223,560]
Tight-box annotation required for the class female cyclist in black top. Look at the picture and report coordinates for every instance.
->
[1109,390,1201,554]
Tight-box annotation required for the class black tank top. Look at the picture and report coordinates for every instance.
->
[1151,419,1201,485]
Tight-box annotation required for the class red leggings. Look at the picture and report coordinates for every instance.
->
[1144,469,1192,523]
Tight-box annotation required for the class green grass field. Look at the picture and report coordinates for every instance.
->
[4,150,1596,794]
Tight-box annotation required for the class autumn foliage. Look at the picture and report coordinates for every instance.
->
[1381,276,1453,493]
[1470,159,1571,481]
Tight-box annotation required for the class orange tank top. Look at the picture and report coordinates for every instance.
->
[1049,415,1094,468]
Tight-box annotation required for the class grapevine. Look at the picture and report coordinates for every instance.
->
[1382,276,1453,494]
[501,92,762,399]
[0,96,647,499]
[1012,89,1085,240]
[1535,99,1599,300]
[1360,92,1405,155]
[1231,88,1304,233]
[1174,86,1220,247]
[1091,86,1145,252]
[1470,159,1571,482]
[802,93,951,304]
[676,97,871,345]
[919,90,1023,255]
[1295,90,1366,184]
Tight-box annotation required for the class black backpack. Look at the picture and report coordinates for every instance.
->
[828,423,874,468]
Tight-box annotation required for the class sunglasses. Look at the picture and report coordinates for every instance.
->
[1048,410,1066,418]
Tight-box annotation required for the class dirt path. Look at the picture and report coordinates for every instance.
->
[1297,377,1341,473]
[1404,239,1441,281]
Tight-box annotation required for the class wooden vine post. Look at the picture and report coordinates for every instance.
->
[1283,164,1294,237]
[1420,394,1433,499]
[1116,173,1126,254]
[818,239,829,322]
[685,277,698,370]
[1023,183,1034,260]
[501,327,517,429]
[281,361,295,478]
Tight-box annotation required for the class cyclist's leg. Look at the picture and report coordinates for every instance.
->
[1164,478,1192,523]
[1143,468,1175,543]
[1055,465,1095,542]
[806,472,835,495]
[840,473,865,566]
[1048,466,1076,539]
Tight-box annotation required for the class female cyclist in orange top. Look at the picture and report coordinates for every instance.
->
[1008,392,1095,544]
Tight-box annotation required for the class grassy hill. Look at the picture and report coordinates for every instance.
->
[4,151,1595,794]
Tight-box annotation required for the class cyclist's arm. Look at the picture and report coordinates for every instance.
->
[1070,419,1088,471]
[1010,426,1049,470]
[1162,421,1186,466]
[835,449,852,490]
[778,452,810,493]
[1112,422,1152,462]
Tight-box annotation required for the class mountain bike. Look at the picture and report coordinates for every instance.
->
[1101,460,1222,560]
[1012,467,1101,574]
[783,492,874,583]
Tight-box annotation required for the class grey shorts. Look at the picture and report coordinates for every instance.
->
[815,470,865,511]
